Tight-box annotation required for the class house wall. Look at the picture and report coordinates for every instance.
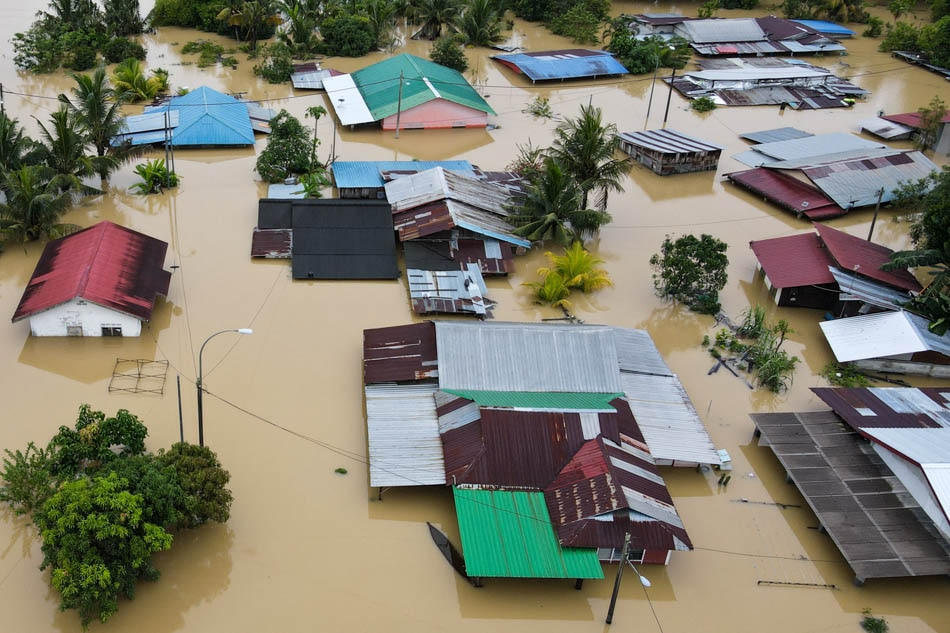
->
[620,142,721,175]
[28,297,142,337]
[339,186,386,199]
[381,100,488,130]
[936,122,950,156]
[872,445,950,541]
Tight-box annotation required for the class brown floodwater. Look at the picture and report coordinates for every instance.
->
[1,2,949,632]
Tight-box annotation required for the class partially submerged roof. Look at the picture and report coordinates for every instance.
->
[820,311,950,363]
[13,222,170,323]
[830,266,916,311]
[882,111,950,129]
[290,63,342,90]
[366,383,444,487]
[814,223,921,292]
[332,160,475,189]
[802,151,940,210]
[363,321,438,384]
[407,264,491,317]
[749,231,835,288]
[678,18,766,44]
[743,132,885,163]
[727,168,842,219]
[791,19,855,37]
[491,49,628,82]
[617,129,724,154]
[145,86,258,146]
[811,387,950,430]
[859,117,915,140]
[453,487,604,579]
[740,127,813,144]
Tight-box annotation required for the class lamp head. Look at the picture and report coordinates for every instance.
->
[237,328,253,335]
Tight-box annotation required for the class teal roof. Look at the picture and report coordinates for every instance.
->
[351,54,495,120]
[454,488,603,579]
[442,390,624,410]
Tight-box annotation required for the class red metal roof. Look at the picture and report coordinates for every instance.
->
[454,238,514,275]
[393,201,454,241]
[882,112,950,128]
[727,168,842,218]
[12,221,170,323]
[362,322,438,384]
[811,387,947,430]
[250,228,292,258]
[815,224,922,292]
[749,232,835,288]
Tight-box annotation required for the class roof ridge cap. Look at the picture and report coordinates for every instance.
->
[76,222,110,299]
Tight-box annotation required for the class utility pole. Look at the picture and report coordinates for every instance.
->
[663,67,677,125]
[867,187,885,241]
[395,70,404,139]
[605,532,631,624]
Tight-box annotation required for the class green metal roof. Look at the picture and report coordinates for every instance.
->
[453,487,604,579]
[442,390,624,410]
[351,53,496,120]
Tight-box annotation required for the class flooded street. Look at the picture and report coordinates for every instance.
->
[1,1,949,632]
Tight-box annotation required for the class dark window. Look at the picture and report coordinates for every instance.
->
[101,326,123,337]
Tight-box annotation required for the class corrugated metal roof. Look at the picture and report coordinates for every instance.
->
[150,86,255,146]
[363,322,438,384]
[820,311,950,362]
[407,264,491,316]
[617,128,723,154]
[815,224,921,292]
[348,53,494,122]
[791,20,855,36]
[740,127,813,144]
[365,383,445,487]
[289,65,342,90]
[323,73,375,125]
[811,387,950,430]
[386,166,510,213]
[782,40,845,53]
[250,228,292,258]
[802,151,940,210]
[265,183,306,199]
[830,266,915,310]
[620,375,721,465]
[749,231,835,288]
[749,133,884,161]
[441,390,623,410]
[117,110,179,135]
[859,117,915,140]
[861,428,950,467]
[453,487,604,578]
[727,168,842,218]
[332,160,474,189]
[678,18,766,44]
[882,112,950,128]
[13,221,170,323]
[491,49,628,82]
[434,321,624,393]
[760,147,904,170]
[610,327,673,377]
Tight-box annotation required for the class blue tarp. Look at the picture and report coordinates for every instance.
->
[331,160,475,189]
[791,20,855,37]
[492,50,629,82]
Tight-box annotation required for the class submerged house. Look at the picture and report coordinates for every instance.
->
[12,222,171,337]
[618,129,723,175]
[114,86,274,147]
[491,49,628,82]
[749,223,920,311]
[331,160,477,199]
[752,387,950,584]
[323,53,495,130]
[362,321,723,578]
[864,111,950,156]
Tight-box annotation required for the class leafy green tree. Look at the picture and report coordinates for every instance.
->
[102,0,144,36]
[0,442,56,515]
[550,2,605,44]
[505,140,546,184]
[276,0,320,53]
[320,15,376,56]
[48,405,149,479]
[920,15,950,67]
[650,233,729,314]
[879,21,922,52]
[698,0,719,18]
[363,0,400,49]
[35,472,173,628]
[917,95,948,151]
[455,0,503,46]
[0,165,79,242]
[158,443,233,528]
[253,42,295,83]
[256,110,314,182]
[509,159,612,246]
[889,0,913,19]
[548,103,629,211]
[430,35,469,71]
[103,37,147,63]
[538,241,613,293]
[217,0,282,49]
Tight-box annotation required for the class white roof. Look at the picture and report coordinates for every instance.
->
[862,427,950,466]
[365,383,445,487]
[686,67,830,81]
[324,73,375,125]
[820,311,950,362]
[679,18,766,44]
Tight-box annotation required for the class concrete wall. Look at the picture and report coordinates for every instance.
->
[28,297,142,337]
[381,99,488,130]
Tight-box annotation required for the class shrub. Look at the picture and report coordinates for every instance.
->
[104,37,147,64]
[691,96,717,112]
[320,16,375,57]
[821,362,871,387]
[650,233,728,314]
[254,42,294,83]
[863,16,884,38]
[430,35,468,72]
[130,159,180,194]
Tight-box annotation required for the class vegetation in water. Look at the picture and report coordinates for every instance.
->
[861,609,889,633]
[650,233,729,315]
[526,242,613,306]
[821,362,871,387]
[253,42,295,83]
[524,96,554,119]
[691,96,718,112]
[131,159,180,194]
[430,35,469,72]
[708,310,800,392]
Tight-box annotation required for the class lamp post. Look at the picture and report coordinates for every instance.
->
[197,328,253,447]
[645,44,676,128]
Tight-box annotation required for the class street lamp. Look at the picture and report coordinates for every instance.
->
[645,43,677,128]
[197,328,253,447]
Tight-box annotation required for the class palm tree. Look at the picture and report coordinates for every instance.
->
[411,0,461,40]
[58,66,136,183]
[548,103,630,211]
[111,59,164,102]
[217,0,283,50]
[277,0,319,53]
[0,165,79,242]
[34,106,95,183]
[508,159,612,247]
[525,270,573,308]
[538,241,613,293]
[455,0,502,47]
[0,112,41,175]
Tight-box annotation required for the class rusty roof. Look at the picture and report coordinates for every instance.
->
[749,232,835,288]
[363,322,438,384]
[814,224,921,292]
[882,112,950,128]
[811,387,950,430]
[13,221,170,323]
[727,168,842,218]
[250,228,292,258]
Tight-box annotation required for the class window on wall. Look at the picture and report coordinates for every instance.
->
[101,326,123,337]
[66,325,83,337]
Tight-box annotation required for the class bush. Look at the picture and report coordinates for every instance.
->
[430,35,468,72]
[254,42,294,83]
[821,362,871,387]
[104,37,147,63]
[650,233,728,314]
[879,21,922,51]
[131,159,180,194]
[692,96,717,112]
[550,4,603,44]
[320,16,376,57]
[863,16,884,38]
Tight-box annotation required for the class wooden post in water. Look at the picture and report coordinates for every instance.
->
[605,532,631,624]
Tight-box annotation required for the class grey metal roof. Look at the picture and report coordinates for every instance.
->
[860,117,915,140]
[290,67,334,90]
[820,311,950,362]
[617,129,724,154]
[434,321,624,393]
[740,133,884,164]
[740,127,813,144]
[620,375,721,465]
[365,383,445,487]
[783,39,845,53]
[332,160,475,189]
[407,264,491,317]
[266,183,306,199]
[830,266,914,311]
[609,327,673,377]
[760,147,904,170]
[802,151,940,209]
[862,427,950,466]
[677,18,766,44]
[385,166,510,214]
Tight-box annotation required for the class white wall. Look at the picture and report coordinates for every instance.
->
[28,297,143,337]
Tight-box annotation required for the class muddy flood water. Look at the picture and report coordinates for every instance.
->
[1,1,949,632]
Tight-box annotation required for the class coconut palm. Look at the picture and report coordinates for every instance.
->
[111,59,164,102]
[508,159,612,247]
[547,103,630,211]
[0,113,41,175]
[410,0,461,40]
[524,270,573,308]
[538,241,613,293]
[455,0,503,47]
[58,65,136,183]
[0,165,80,242]
[277,0,320,53]
[217,0,283,50]
[34,106,96,183]
[102,0,144,36]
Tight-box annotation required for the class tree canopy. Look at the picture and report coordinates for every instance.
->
[650,233,729,314]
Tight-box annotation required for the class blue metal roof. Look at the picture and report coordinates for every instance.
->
[331,160,474,189]
[150,86,255,147]
[492,49,628,82]
[791,20,855,36]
